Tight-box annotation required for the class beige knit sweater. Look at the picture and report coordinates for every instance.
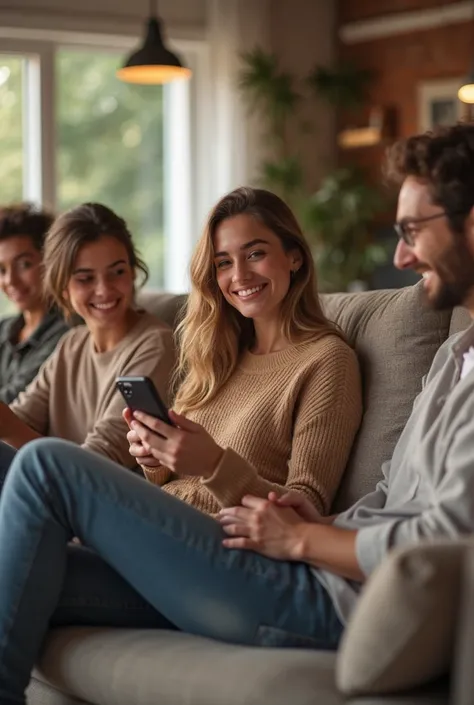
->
[11,312,175,468]
[143,333,362,515]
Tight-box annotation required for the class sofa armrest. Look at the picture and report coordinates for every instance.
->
[452,546,474,705]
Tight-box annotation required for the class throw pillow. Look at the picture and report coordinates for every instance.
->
[336,540,468,696]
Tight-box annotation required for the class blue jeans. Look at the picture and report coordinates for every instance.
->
[0,438,343,704]
[0,441,15,488]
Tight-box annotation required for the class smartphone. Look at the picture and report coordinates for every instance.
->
[116,376,174,426]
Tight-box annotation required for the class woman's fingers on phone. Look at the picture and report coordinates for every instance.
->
[137,451,159,465]
[123,407,136,430]
[133,410,173,439]
[128,443,160,467]
[126,428,142,445]
[129,441,150,458]
[167,410,198,432]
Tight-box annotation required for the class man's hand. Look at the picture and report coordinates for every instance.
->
[219,495,307,561]
[267,490,323,523]
[219,492,362,580]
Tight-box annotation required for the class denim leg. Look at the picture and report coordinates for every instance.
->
[2,444,168,630]
[0,441,16,489]
[52,544,177,630]
[0,438,343,704]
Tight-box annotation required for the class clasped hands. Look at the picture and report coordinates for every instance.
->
[124,406,322,561]
[219,491,322,560]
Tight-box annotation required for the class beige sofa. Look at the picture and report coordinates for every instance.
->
[26,283,472,705]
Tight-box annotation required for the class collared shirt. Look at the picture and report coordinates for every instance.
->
[461,345,474,379]
[314,319,474,624]
[0,310,69,404]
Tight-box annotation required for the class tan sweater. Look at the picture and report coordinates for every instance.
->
[143,334,362,515]
[11,312,175,468]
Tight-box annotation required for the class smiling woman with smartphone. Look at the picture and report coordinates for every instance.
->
[0,203,174,480]
[0,187,362,700]
[124,188,361,516]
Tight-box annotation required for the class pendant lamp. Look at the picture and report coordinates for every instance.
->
[116,0,192,85]
[458,67,474,104]
[459,12,474,104]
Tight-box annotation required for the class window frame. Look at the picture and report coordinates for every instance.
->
[0,30,209,292]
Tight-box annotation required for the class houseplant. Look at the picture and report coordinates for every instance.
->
[303,168,387,292]
[238,48,388,292]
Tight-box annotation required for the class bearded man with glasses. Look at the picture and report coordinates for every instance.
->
[391,129,474,310]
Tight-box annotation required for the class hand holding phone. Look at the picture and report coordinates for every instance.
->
[116,376,174,426]
[118,377,223,478]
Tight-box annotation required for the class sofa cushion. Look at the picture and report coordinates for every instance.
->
[29,627,450,705]
[33,628,344,705]
[449,306,471,337]
[336,539,469,696]
[136,289,187,329]
[320,283,452,510]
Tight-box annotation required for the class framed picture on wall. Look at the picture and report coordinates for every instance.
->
[417,79,464,131]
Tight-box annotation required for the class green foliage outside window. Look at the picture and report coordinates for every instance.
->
[0,57,23,205]
[56,50,165,288]
[0,50,165,319]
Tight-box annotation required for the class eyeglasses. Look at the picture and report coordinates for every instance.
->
[393,212,449,247]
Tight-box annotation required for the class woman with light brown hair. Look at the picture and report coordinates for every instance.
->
[0,202,174,479]
[125,186,361,516]
[0,188,361,700]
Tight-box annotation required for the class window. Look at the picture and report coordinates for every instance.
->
[0,33,202,318]
[0,55,24,204]
[56,49,164,287]
[0,54,25,316]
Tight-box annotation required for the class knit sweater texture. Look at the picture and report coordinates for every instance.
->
[143,333,362,515]
[11,312,175,468]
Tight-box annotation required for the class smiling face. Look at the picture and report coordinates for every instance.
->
[394,176,474,312]
[64,234,135,331]
[0,235,44,313]
[213,214,301,323]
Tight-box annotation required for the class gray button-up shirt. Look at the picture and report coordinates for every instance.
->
[315,320,474,624]
[0,310,69,404]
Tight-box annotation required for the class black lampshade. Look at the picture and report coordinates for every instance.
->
[117,15,191,84]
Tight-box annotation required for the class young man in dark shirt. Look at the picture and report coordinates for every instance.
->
[0,203,68,403]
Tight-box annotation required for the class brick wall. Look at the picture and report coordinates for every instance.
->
[337,0,473,176]
[335,0,474,287]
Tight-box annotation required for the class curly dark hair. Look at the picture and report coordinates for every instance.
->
[0,202,54,250]
[43,203,149,318]
[385,123,474,236]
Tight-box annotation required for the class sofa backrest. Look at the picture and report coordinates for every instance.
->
[137,283,462,511]
[320,283,453,510]
[450,305,471,337]
[138,290,188,329]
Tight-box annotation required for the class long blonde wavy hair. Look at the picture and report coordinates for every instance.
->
[173,187,343,414]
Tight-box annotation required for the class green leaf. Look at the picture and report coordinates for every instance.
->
[307,63,373,109]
